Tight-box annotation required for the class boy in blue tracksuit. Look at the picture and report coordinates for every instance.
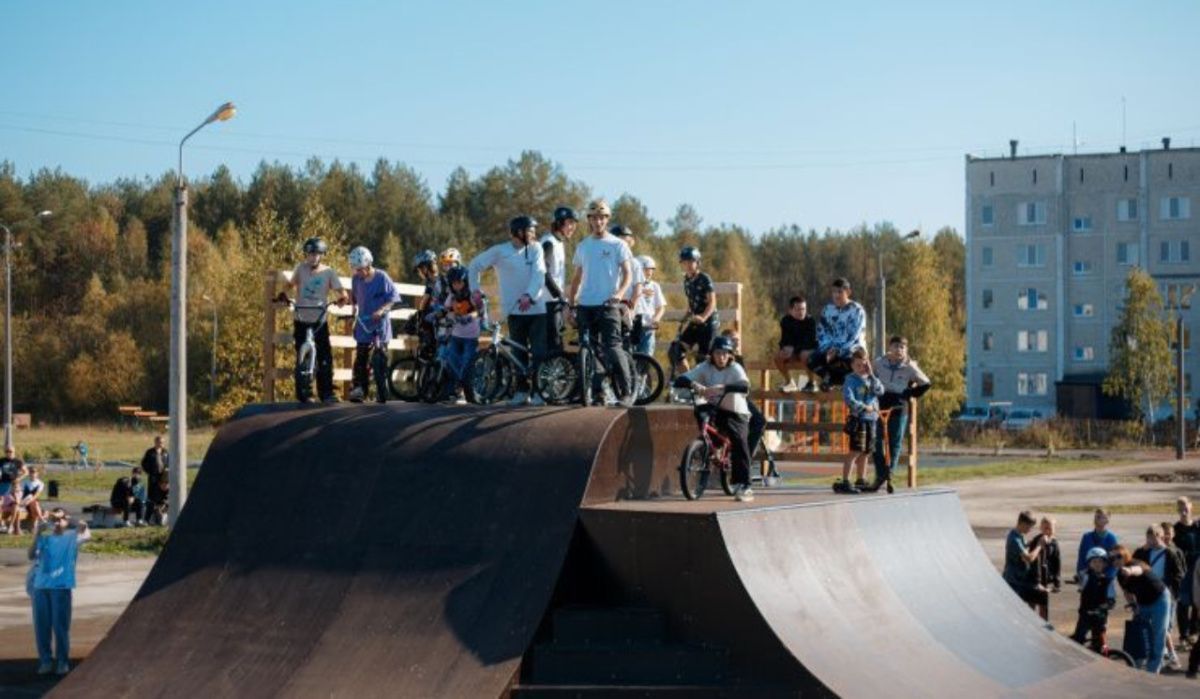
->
[836,347,883,494]
[1076,508,1119,602]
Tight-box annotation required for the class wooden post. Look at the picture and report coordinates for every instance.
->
[263,272,278,402]
[907,397,919,488]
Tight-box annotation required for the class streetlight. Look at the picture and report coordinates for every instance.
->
[0,210,52,451]
[878,229,921,356]
[1170,285,1196,460]
[170,102,235,527]
[201,294,218,405]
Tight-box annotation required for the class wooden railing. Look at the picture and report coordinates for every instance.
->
[744,360,919,487]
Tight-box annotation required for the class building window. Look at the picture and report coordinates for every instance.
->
[1017,330,1049,352]
[1032,169,1038,184]
[1079,167,1085,183]
[1161,196,1191,221]
[981,205,994,226]
[982,372,994,398]
[982,246,993,267]
[1073,303,1095,318]
[1118,198,1138,222]
[1072,260,1093,275]
[982,289,993,309]
[1017,372,1048,396]
[989,171,995,187]
[983,332,994,351]
[1072,216,1092,232]
[1169,163,1174,180]
[1074,346,1095,361]
[1172,326,1192,351]
[1160,240,1190,263]
[1017,244,1046,267]
[1164,283,1193,309]
[1018,288,1048,310]
[1117,242,1139,265]
[1018,201,1046,226]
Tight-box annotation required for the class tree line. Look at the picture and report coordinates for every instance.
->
[0,152,966,431]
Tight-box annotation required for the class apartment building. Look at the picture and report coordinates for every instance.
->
[965,140,1200,417]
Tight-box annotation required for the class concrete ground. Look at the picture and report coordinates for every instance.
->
[0,455,1196,696]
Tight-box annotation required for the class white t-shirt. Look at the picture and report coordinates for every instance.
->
[634,279,665,321]
[681,360,751,416]
[291,263,345,325]
[624,254,645,302]
[540,232,566,297]
[572,234,632,307]
[468,241,547,316]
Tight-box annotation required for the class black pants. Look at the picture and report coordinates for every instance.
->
[712,410,752,488]
[808,350,853,387]
[747,401,766,458]
[672,320,718,365]
[508,313,547,392]
[577,304,630,397]
[545,301,565,352]
[1071,611,1107,652]
[113,497,146,523]
[293,321,334,400]
[352,343,382,399]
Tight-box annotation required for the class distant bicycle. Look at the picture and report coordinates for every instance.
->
[1080,608,1135,667]
[286,300,334,403]
[388,315,436,402]
[678,392,740,499]
[664,319,694,404]
[574,302,662,407]
[417,316,461,403]
[353,313,391,403]
[470,297,573,404]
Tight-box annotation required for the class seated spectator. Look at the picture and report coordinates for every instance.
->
[1003,510,1048,620]
[1113,544,1171,674]
[1072,546,1115,652]
[1031,516,1062,593]
[0,445,27,535]
[109,471,146,528]
[130,468,148,523]
[807,278,865,390]
[18,466,46,533]
[774,295,817,393]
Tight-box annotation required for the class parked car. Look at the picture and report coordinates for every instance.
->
[953,406,990,425]
[1002,409,1045,431]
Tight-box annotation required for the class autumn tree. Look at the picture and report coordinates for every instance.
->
[1104,268,1173,430]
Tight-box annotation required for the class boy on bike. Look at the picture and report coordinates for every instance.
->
[348,246,399,403]
[441,266,480,404]
[672,335,755,502]
[670,246,718,377]
[1072,547,1116,652]
[542,206,578,351]
[468,215,548,405]
[275,237,348,403]
[566,199,635,405]
[836,348,883,494]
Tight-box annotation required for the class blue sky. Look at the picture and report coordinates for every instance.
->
[2,1,1198,235]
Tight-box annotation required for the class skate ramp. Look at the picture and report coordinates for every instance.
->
[50,403,692,698]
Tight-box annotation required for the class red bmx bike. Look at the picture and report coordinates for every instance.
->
[679,404,741,500]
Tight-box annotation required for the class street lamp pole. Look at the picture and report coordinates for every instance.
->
[877,230,921,357]
[1,210,51,451]
[169,102,235,527]
[1175,285,1195,461]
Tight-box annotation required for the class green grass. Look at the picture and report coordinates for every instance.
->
[782,457,1133,486]
[41,468,201,504]
[13,424,216,463]
[0,526,169,557]
[1036,502,1179,515]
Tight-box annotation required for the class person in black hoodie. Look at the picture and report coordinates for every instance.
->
[1072,546,1116,652]
[1031,517,1063,593]
[1174,496,1200,649]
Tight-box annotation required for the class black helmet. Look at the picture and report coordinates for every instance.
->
[446,266,469,285]
[553,206,578,223]
[609,224,633,238]
[679,246,701,262]
[412,249,437,270]
[510,215,537,235]
[709,336,736,354]
[303,237,328,254]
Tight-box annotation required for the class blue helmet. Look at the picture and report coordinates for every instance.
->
[412,249,437,270]
[709,336,736,355]
[1085,547,1108,563]
[679,246,701,262]
[553,206,578,223]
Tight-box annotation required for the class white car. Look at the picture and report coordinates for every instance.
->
[1002,409,1045,431]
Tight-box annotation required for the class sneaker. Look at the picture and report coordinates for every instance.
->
[854,478,868,489]
[349,387,365,403]
[1167,653,1182,671]
[734,486,755,502]
[778,380,799,393]
[508,392,530,406]
[885,480,895,495]
[55,662,70,675]
[832,479,861,494]
[301,396,318,404]
[529,394,546,407]
[818,381,833,393]
[36,663,52,675]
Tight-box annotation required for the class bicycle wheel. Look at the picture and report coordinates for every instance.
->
[680,439,711,500]
[472,350,513,404]
[417,361,446,403]
[1103,648,1135,667]
[578,345,594,407]
[388,356,422,401]
[718,456,737,496]
[632,352,664,405]
[537,352,577,405]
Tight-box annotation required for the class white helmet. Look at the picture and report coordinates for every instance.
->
[349,246,374,270]
[636,255,657,270]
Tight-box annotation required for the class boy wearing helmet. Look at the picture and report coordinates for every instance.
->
[671,335,754,502]
[567,199,635,404]
[671,246,718,376]
[275,237,348,402]
[633,255,666,355]
[468,215,548,405]
[1071,546,1117,652]
[440,266,480,404]
[348,246,399,403]
[542,206,578,350]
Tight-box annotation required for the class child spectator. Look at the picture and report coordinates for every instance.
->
[1113,544,1171,674]
[1175,496,1199,649]
[1136,524,1186,670]
[274,237,348,403]
[632,255,665,355]
[868,336,931,492]
[1031,516,1063,593]
[808,278,866,390]
[348,245,399,403]
[1076,508,1119,584]
[441,266,480,404]
[19,466,46,532]
[774,295,818,393]
[835,348,883,494]
[1071,546,1116,652]
[0,445,27,534]
[1003,510,1049,620]
[27,508,90,675]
